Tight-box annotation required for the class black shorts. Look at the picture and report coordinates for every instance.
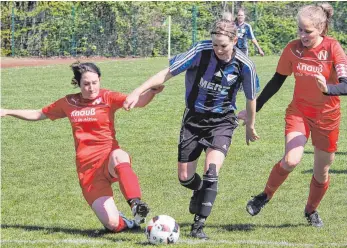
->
[178,108,239,163]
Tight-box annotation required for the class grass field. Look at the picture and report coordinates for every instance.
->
[1,56,347,247]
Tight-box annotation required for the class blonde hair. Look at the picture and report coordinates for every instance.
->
[297,3,334,35]
[210,12,237,39]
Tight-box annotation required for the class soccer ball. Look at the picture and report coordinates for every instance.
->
[145,215,180,245]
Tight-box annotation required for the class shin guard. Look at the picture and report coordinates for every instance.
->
[114,162,141,200]
[196,164,218,217]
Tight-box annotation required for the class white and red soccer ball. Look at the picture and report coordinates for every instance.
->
[145,215,180,245]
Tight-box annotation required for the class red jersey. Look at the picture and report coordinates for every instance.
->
[42,89,126,180]
[277,36,347,116]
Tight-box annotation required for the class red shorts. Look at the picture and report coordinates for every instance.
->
[285,104,340,153]
[77,144,120,206]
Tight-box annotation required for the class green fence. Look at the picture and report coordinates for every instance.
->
[1,1,346,58]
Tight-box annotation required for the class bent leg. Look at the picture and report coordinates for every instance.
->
[92,196,130,232]
[108,149,141,201]
[108,149,149,224]
[264,132,307,199]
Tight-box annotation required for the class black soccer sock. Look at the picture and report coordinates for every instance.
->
[196,164,218,217]
[194,214,207,223]
[127,198,140,207]
[179,173,202,190]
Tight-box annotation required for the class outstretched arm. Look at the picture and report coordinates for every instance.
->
[134,85,165,108]
[256,72,287,112]
[238,72,287,125]
[124,68,173,110]
[1,109,47,121]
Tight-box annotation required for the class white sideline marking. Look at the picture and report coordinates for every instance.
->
[2,239,347,247]
[1,239,111,245]
[180,239,347,247]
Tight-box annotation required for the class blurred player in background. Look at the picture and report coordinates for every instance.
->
[1,62,163,233]
[124,14,259,239]
[235,8,264,57]
[239,3,347,227]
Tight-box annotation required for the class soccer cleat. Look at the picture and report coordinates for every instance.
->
[119,212,138,229]
[131,200,150,225]
[190,220,208,240]
[189,190,199,214]
[246,192,269,216]
[305,211,324,227]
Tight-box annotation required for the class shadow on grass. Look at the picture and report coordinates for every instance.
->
[178,222,306,232]
[1,224,143,241]
[302,169,347,174]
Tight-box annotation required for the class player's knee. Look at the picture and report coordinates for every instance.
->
[284,154,301,170]
[103,218,120,232]
[179,173,202,190]
[110,149,130,166]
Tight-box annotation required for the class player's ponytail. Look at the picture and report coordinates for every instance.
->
[211,12,237,40]
[318,3,334,35]
[297,3,334,36]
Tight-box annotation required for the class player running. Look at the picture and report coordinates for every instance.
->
[124,14,259,239]
[1,62,163,233]
[239,3,347,227]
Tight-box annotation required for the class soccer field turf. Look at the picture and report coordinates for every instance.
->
[1,56,347,247]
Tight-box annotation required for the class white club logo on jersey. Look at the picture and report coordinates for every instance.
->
[92,97,102,105]
[317,50,329,60]
[71,108,96,117]
[227,74,237,82]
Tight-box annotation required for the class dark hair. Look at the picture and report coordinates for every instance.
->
[70,62,101,87]
[297,3,334,35]
[210,12,237,39]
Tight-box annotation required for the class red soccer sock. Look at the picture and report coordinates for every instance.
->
[114,215,127,232]
[264,161,291,200]
[114,162,141,200]
[305,175,330,214]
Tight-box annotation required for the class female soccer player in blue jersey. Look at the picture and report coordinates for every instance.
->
[236,8,264,57]
[124,14,260,239]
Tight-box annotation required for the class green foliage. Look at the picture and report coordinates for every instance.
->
[1,1,347,57]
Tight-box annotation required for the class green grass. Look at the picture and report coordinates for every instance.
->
[1,56,347,247]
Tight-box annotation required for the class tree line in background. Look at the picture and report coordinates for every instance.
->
[1,1,346,58]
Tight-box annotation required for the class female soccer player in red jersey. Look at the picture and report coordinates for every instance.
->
[240,3,347,227]
[1,62,163,233]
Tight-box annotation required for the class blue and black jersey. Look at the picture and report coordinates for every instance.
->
[169,40,259,114]
[236,22,255,51]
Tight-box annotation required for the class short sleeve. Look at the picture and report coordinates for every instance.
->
[241,61,258,100]
[169,41,212,76]
[276,44,293,76]
[42,98,67,120]
[332,40,347,79]
[246,25,255,40]
[107,91,127,109]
